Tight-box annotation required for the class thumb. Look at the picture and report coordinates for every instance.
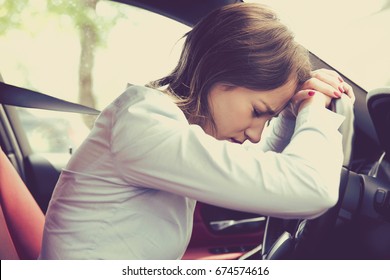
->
[293,90,330,114]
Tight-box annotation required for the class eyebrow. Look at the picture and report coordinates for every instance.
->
[260,98,292,116]
[260,100,288,116]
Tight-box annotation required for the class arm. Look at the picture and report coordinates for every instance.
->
[256,68,353,154]
[110,87,344,219]
[249,103,296,153]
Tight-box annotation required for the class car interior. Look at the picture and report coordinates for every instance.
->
[1,0,390,260]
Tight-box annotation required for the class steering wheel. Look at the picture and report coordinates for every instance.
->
[261,94,355,259]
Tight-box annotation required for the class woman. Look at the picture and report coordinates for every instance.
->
[40,3,354,259]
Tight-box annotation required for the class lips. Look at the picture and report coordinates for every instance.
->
[229,138,243,144]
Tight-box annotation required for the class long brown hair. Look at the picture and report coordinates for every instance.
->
[148,3,311,128]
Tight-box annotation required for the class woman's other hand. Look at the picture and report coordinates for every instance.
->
[293,68,355,113]
[301,68,355,103]
[292,89,328,113]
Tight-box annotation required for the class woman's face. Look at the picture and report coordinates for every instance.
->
[205,79,297,144]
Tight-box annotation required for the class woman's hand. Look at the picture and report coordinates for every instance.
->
[293,68,355,113]
[301,68,355,104]
[280,68,355,117]
[292,90,328,114]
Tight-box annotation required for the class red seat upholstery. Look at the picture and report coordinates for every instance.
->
[0,148,44,259]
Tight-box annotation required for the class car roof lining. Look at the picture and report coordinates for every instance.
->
[112,0,242,26]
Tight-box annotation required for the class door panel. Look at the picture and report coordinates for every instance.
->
[183,202,264,259]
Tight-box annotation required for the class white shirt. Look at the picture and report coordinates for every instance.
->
[40,85,344,260]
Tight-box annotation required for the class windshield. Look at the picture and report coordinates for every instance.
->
[248,0,390,92]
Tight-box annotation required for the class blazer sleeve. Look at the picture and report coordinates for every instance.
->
[249,103,297,153]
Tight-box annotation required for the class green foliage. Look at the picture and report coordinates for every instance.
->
[0,0,30,34]
[0,0,125,46]
[48,0,100,44]
[0,0,128,115]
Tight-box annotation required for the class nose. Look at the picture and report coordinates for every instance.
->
[245,118,268,144]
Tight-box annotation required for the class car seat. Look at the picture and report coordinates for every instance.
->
[0,148,44,259]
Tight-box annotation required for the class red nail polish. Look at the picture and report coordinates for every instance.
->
[338,77,344,83]
[338,85,345,93]
[308,91,315,96]
[334,91,341,97]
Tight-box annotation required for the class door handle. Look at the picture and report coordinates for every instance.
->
[209,217,266,231]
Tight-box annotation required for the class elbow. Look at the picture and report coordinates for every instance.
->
[315,191,338,216]
[304,180,339,220]
[290,162,341,219]
[324,186,339,208]
[299,156,342,219]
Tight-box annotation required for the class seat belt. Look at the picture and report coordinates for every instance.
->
[0,81,100,115]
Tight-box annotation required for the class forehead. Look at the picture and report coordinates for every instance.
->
[254,78,298,109]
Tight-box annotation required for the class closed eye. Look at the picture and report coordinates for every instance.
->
[253,108,263,118]
[253,108,279,118]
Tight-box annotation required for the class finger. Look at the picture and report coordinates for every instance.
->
[341,82,356,104]
[311,68,344,82]
[291,89,329,114]
[301,77,341,99]
[315,68,355,103]
[311,70,345,94]
[310,69,346,94]
[292,89,315,102]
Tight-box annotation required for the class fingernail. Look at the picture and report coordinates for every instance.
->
[338,85,345,93]
[308,91,315,96]
[334,91,341,98]
[338,77,344,83]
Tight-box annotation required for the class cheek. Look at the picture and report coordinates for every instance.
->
[216,108,250,134]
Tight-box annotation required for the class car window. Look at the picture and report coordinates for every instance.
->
[0,0,190,153]
[248,0,390,92]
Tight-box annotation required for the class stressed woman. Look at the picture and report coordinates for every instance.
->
[39,3,354,259]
